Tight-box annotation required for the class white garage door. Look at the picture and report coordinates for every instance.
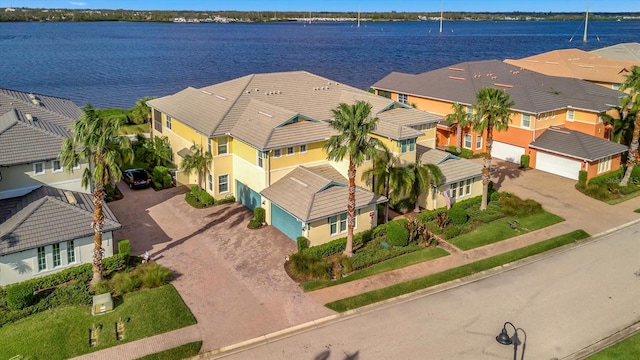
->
[491,142,525,163]
[536,152,582,180]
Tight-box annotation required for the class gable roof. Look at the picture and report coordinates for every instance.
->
[260,164,386,222]
[0,186,121,256]
[505,48,637,85]
[529,127,628,162]
[147,71,441,149]
[372,60,623,115]
[0,109,71,166]
[418,146,483,185]
[591,42,640,62]
[0,88,81,129]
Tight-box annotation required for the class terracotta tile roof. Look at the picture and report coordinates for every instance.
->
[505,48,637,85]
[529,127,628,161]
[0,186,121,256]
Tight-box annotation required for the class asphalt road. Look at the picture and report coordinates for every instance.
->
[206,223,640,360]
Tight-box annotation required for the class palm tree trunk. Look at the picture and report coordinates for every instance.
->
[620,115,640,186]
[481,125,493,211]
[90,184,106,286]
[384,177,390,223]
[456,123,462,153]
[345,161,356,257]
[414,195,421,213]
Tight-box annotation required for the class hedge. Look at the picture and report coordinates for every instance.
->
[386,221,409,247]
[5,283,35,311]
[304,230,373,258]
[152,166,173,190]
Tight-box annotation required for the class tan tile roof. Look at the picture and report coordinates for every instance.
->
[372,60,623,115]
[260,165,386,222]
[418,146,483,185]
[504,48,637,85]
[591,42,640,62]
[148,71,441,149]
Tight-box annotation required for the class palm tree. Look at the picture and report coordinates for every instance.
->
[362,146,412,223]
[59,104,133,286]
[131,96,154,125]
[601,97,636,145]
[324,101,383,257]
[143,135,172,167]
[472,87,514,210]
[619,65,640,186]
[407,160,443,213]
[180,142,213,189]
[445,102,473,153]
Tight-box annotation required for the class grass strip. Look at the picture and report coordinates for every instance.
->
[325,230,589,312]
[587,331,640,359]
[303,247,449,292]
[606,190,640,205]
[450,211,564,250]
[0,285,196,360]
[136,341,202,360]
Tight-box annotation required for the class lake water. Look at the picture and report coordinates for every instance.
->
[1,20,639,108]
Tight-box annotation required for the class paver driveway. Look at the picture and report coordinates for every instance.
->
[107,184,333,352]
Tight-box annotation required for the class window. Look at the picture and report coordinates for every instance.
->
[466,106,473,115]
[51,160,63,173]
[72,159,81,170]
[52,243,61,267]
[339,213,347,233]
[464,134,472,149]
[37,246,46,271]
[329,216,338,235]
[217,136,228,155]
[165,115,172,129]
[426,122,435,130]
[299,144,307,153]
[567,109,575,121]
[552,111,556,118]
[598,156,612,174]
[378,90,392,99]
[475,135,482,150]
[218,174,229,193]
[450,180,471,199]
[398,93,408,104]
[522,114,531,128]
[257,150,265,168]
[273,149,281,158]
[67,240,75,263]
[153,109,163,133]
[400,139,415,153]
[465,178,472,194]
[286,146,295,155]
[207,138,212,154]
[612,84,620,90]
[208,173,213,191]
[33,162,45,175]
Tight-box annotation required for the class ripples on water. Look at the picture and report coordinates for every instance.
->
[0,20,638,108]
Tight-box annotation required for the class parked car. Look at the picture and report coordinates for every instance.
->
[123,168,151,189]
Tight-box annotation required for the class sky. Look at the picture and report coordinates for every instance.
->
[2,0,638,13]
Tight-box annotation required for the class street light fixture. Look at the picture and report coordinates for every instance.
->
[496,321,527,360]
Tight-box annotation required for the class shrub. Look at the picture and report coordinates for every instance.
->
[215,195,236,205]
[490,191,501,202]
[578,170,588,187]
[6,283,35,311]
[253,207,266,223]
[248,218,262,229]
[288,252,331,280]
[111,272,141,295]
[445,145,459,155]
[499,192,543,216]
[520,154,530,169]
[185,191,205,208]
[304,230,372,258]
[459,148,473,159]
[349,241,422,270]
[390,197,413,212]
[452,195,482,210]
[138,262,172,288]
[104,183,123,202]
[468,202,505,223]
[583,183,614,201]
[297,236,309,253]
[151,166,173,190]
[103,253,129,275]
[385,220,409,247]
[118,239,131,257]
[444,224,469,239]
[448,206,468,225]
[416,209,436,224]
[94,280,114,295]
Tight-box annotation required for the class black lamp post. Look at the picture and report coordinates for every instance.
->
[496,321,526,360]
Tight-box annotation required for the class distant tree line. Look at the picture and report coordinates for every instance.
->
[0,8,637,22]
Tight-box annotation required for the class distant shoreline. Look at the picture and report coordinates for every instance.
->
[2,8,640,23]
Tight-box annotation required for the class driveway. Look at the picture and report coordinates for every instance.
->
[107,184,333,352]
[488,160,639,235]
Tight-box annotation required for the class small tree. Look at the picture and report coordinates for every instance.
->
[143,135,172,167]
[445,102,473,153]
[180,142,213,189]
[131,96,155,125]
[407,160,443,213]
[618,65,640,186]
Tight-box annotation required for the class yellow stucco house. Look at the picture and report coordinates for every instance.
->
[147,71,463,246]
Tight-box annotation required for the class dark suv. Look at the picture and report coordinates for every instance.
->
[123,168,151,189]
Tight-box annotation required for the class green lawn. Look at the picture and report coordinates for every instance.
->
[137,341,202,360]
[303,247,449,292]
[0,285,196,360]
[587,332,640,360]
[325,230,589,312]
[449,211,564,250]
[120,123,150,135]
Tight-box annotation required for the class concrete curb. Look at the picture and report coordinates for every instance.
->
[560,319,640,360]
[196,219,640,359]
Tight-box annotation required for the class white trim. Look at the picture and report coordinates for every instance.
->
[475,134,483,150]
[299,144,307,153]
[286,146,295,156]
[273,148,282,158]
[51,159,63,173]
[521,113,531,128]
[218,173,230,193]
[463,134,472,149]
[33,162,45,175]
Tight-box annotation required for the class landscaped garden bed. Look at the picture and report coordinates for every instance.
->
[576,167,640,204]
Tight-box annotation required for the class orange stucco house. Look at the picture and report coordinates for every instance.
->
[371,60,627,181]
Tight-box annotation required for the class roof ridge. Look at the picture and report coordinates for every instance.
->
[0,108,20,135]
[16,109,71,139]
[0,197,48,239]
[210,74,256,136]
